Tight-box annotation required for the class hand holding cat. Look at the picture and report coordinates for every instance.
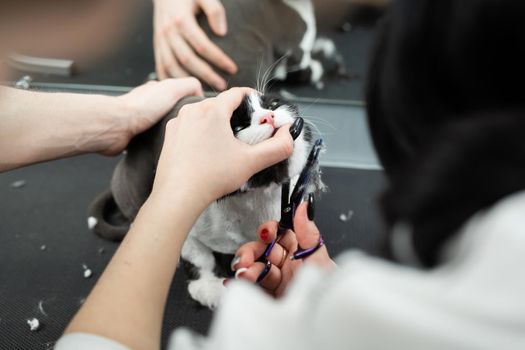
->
[151,87,295,210]
[232,201,337,297]
[0,78,202,171]
[153,0,238,90]
[103,77,204,156]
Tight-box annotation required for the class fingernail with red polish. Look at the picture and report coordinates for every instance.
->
[223,278,231,286]
[260,228,269,241]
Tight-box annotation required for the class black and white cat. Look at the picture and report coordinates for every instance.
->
[88,92,324,308]
[182,92,322,308]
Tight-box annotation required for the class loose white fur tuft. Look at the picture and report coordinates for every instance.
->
[87,216,98,230]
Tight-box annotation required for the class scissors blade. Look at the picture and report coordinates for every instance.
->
[289,139,323,206]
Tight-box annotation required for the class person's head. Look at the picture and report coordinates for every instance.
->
[0,0,139,78]
[367,0,525,266]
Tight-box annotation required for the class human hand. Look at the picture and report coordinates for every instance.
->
[231,199,336,297]
[101,77,203,156]
[153,0,238,91]
[151,88,294,209]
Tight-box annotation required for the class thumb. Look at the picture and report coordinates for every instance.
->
[293,201,321,250]
[198,0,227,36]
[161,77,204,98]
[248,125,294,173]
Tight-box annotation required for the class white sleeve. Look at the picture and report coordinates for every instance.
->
[54,333,131,350]
[169,192,525,350]
[169,265,331,350]
[58,192,525,350]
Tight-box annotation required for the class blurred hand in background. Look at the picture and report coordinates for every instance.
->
[153,0,238,91]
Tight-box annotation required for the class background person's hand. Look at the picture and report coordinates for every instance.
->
[151,88,294,208]
[153,0,238,91]
[102,77,203,156]
[232,202,336,297]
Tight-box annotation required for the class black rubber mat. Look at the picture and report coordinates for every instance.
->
[0,154,387,349]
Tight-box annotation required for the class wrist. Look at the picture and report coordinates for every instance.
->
[147,183,209,225]
[90,95,133,156]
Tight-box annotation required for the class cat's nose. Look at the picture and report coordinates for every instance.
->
[259,113,275,127]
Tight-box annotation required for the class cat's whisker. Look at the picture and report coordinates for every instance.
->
[297,97,321,115]
[260,54,289,93]
[256,58,264,93]
[303,120,335,137]
[303,119,324,138]
[302,115,336,130]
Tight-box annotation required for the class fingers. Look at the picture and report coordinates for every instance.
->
[154,42,167,80]
[211,87,254,113]
[181,17,237,74]
[232,242,283,294]
[292,202,335,268]
[293,201,321,249]
[235,237,291,271]
[168,32,227,91]
[248,124,294,172]
[198,0,228,36]
[157,38,189,78]
[158,77,204,98]
[236,262,282,292]
[256,221,298,254]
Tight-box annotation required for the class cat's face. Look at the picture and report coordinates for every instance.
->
[230,92,312,190]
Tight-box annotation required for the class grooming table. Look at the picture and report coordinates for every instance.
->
[0,155,386,349]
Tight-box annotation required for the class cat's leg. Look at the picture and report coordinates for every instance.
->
[312,37,346,78]
[283,49,325,88]
[181,236,225,309]
[280,0,325,87]
[284,37,345,88]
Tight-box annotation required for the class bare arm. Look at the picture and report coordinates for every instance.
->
[0,78,203,171]
[62,88,294,349]
[64,189,203,349]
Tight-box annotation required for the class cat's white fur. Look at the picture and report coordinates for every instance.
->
[283,0,316,70]
[273,0,327,84]
[181,92,310,308]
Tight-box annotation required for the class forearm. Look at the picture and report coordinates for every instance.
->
[0,86,128,171]
[64,190,205,349]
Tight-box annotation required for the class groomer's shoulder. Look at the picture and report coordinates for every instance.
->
[322,189,525,349]
[457,189,525,266]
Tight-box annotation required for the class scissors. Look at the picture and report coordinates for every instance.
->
[256,138,325,283]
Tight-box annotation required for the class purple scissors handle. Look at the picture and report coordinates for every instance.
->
[256,139,323,284]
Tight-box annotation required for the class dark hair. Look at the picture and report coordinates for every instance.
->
[366,0,525,267]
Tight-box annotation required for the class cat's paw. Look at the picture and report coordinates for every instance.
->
[188,277,226,309]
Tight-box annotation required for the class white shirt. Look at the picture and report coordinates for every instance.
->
[55,191,525,350]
